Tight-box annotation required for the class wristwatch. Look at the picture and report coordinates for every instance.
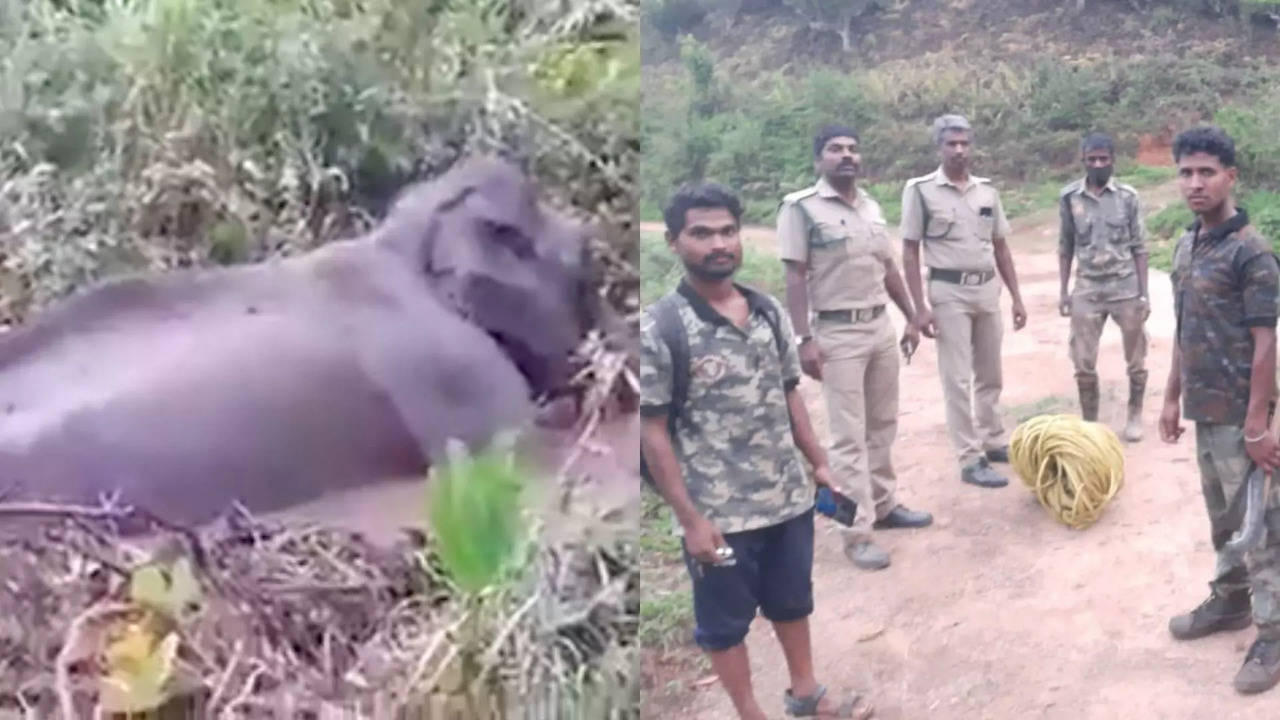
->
[796,334,812,346]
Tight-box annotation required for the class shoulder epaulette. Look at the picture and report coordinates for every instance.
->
[904,172,935,188]
[780,187,818,206]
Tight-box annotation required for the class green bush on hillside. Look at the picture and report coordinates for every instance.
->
[640,30,1276,223]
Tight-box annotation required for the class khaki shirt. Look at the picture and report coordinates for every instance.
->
[639,281,813,535]
[776,178,892,312]
[1059,178,1146,304]
[899,167,1011,272]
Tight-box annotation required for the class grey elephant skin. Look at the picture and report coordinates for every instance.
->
[0,157,595,525]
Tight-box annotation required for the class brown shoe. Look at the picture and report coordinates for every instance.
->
[1235,635,1280,694]
[1169,591,1252,640]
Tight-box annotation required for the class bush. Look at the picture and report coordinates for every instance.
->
[642,0,709,37]
[640,27,1278,223]
[1217,100,1280,192]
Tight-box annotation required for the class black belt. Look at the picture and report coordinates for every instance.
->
[816,306,885,323]
[929,268,996,286]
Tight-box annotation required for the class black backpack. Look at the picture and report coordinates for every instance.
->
[639,289,788,488]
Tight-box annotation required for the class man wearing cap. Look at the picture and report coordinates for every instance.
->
[1058,131,1150,440]
[776,124,933,571]
[900,114,1027,489]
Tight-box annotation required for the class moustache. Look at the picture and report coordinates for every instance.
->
[704,252,735,263]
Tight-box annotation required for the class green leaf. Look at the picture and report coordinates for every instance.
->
[427,437,528,594]
[129,556,202,620]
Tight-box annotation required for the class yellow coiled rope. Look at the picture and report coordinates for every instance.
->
[1009,414,1126,530]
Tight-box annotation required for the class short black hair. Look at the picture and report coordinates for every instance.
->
[813,124,860,158]
[663,182,743,237]
[1081,131,1115,157]
[1172,125,1236,168]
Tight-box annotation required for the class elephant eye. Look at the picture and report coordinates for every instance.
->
[484,220,535,260]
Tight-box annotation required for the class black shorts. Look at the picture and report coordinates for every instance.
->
[681,508,815,652]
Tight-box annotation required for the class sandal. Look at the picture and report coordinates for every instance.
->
[783,683,874,719]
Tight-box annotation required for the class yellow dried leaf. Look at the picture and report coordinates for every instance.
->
[99,619,179,713]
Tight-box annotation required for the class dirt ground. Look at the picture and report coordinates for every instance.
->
[640,180,1280,719]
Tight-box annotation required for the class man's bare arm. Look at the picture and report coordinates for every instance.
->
[1165,342,1182,403]
[883,257,915,320]
[786,387,828,471]
[640,415,703,529]
[1245,326,1278,436]
[783,260,812,338]
[993,236,1024,305]
[902,238,927,315]
[1135,252,1149,299]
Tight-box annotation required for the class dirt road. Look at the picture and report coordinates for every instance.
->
[643,182,1280,719]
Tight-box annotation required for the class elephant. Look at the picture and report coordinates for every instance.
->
[0,157,601,527]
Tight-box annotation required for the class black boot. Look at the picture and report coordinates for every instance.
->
[1077,380,1099,422]
[1169,590,1252,640]
[1125,374,1146,442]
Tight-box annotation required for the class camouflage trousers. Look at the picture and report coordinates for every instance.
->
[1068,295,1147,387]
[1196,423,1280,634]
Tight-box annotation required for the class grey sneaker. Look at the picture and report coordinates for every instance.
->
[844,541,890,570]
[961,457,1008,488]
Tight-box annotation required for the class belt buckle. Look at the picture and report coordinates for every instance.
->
[962,272,981,286]
[855,308,871,322]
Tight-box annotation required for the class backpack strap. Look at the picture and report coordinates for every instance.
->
[755,298,787,360]
[640,293,688,488]
[653,293,690,422]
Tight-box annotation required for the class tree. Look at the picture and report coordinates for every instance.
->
[784,0,880,52]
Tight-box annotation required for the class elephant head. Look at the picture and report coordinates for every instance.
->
[375,157,597,399]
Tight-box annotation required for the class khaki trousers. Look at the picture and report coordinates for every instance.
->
[928,279,1005,468]
[815,316,899,544]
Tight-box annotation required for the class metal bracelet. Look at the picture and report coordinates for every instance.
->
[1245,430,1269,443]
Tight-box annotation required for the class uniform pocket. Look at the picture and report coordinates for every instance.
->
[1074,217,1094,246]
[924,206,955,240]
[809,220,848,250]
[1106,217,1129,245]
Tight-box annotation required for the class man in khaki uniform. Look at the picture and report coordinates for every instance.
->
[900,114,1027,488]
[1058,131,1149,441]
[777,124,932,571]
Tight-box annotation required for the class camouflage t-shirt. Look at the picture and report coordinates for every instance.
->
[1171,208,1280,426]
[1058,178,1147,304]
[639,280,813,535]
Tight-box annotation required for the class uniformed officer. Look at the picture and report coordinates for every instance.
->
[776,124,932,571]
[899,114,1027,488]
[1058,131,1149,441]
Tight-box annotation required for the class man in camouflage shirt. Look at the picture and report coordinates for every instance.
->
[1058,131,1150,441]
[1160,125,1280,695]
[641,183,873,719]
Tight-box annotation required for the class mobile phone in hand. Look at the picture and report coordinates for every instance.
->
[815,486,857,526]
